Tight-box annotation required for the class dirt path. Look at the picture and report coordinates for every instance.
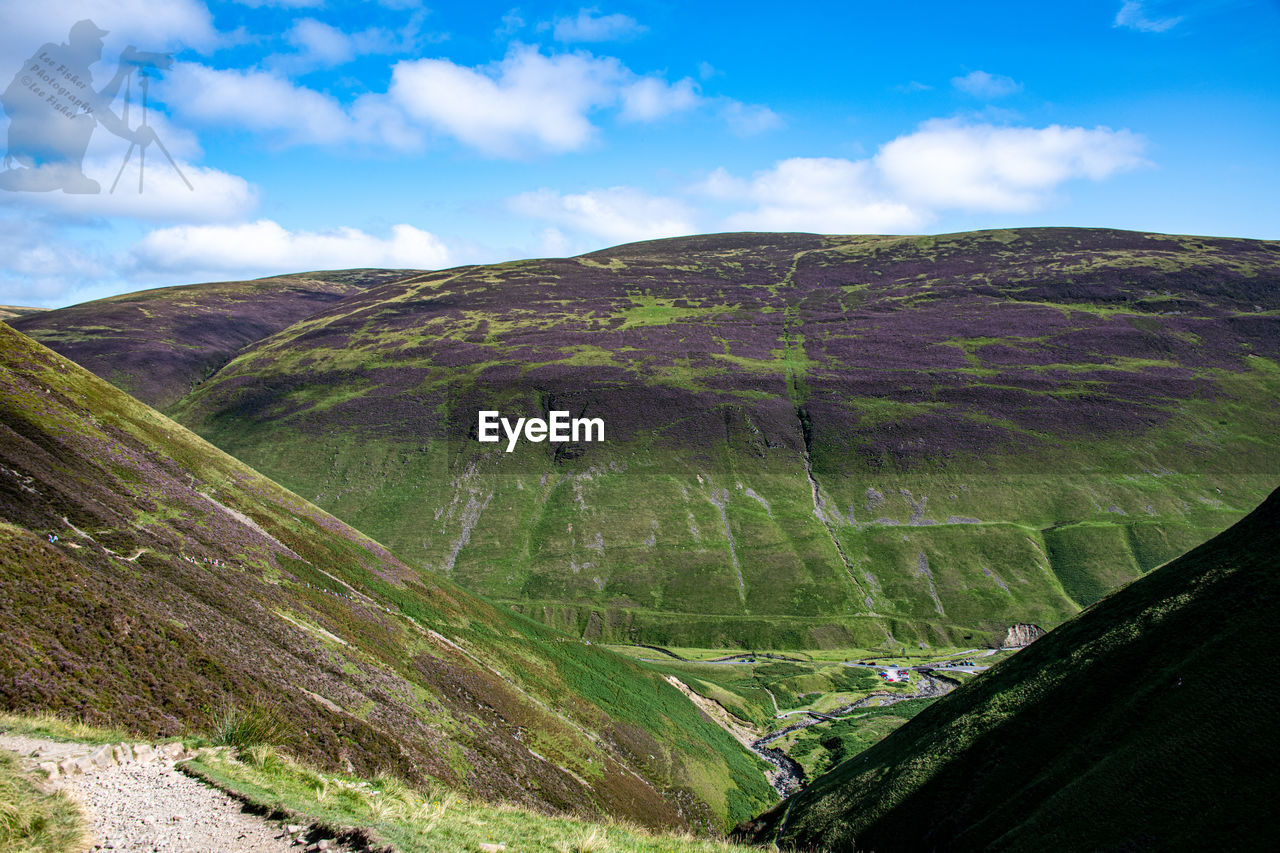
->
[1,734,299,853]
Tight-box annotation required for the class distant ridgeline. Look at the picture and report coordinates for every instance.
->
[17,228,1280,648]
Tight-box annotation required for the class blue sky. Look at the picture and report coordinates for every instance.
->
[1,0,1277,307]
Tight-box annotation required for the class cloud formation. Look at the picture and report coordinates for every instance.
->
[509,187,695,243]
[699,120,1147,233]
[551,8,648,42]
[163,63,421,150]
[1114,1,1185,32]
[167,46,724,157]
[130,220,452,277]
[952,70,1023,99]
[0,0,220,61]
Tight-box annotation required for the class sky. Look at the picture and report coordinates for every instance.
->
[0,0,1277,308]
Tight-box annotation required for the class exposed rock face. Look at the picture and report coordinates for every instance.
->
[1004,623,1046,647]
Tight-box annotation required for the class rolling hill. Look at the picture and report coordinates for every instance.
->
[0,321,774,832]
[11,269,418,410]
[735,482,1280,850]
[25,228,1280,648]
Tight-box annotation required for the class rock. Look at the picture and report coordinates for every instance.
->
[88,744,116,768]
[158,742,185,760]
[74,756,97,774]
[480,844,508,852]
[133,744,156,763]
[38,761,59,779]
[285,825,304,834]
[58,757,79,775]
[113,743,134,763]
[1004,623,1046,648]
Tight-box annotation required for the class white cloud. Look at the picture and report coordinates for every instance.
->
[698,120,1148,233]
[273,13,436,73]
[714,158,925,233]
[876,119,1147,211]
[389,46,626,155]
[619,76,699,121]
[0,212,113,306]
[0,106,257,223]
[509,187,695,243]
[130,220,452,278]
[496,8,525,38]
[164,63,352,144]
[721,101,783,136]
[162,63,421,150]
[0,160,258,223]
[285,19,356,67]
[1114,1,1184,32]
[952,70,1023,99]
[0,0,220,61]
[156,42,762,157]
[551,8,647,42]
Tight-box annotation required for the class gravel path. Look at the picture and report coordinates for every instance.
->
[1,734,298,853]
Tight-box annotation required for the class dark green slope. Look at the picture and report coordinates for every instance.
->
[30,228,1280,647]
[737,484,1280,851]
[11,269,416,410]
[0,322,773,831]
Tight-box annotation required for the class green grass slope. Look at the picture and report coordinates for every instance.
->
[0,322,773,832]
[29,228,1280,648]
[736,484,1280,851]
[11,269,415,410]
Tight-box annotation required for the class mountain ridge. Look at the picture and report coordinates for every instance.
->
[20,227,1280,647]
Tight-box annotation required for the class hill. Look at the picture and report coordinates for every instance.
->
[735,483,1280,850]
[28,228,1280,647]
[0,321,774,832]
[0,306,46,322]
[11,269,418,410]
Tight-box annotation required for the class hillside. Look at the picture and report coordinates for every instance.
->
[736,484,1280,851]
[0,306,46,322]
[30,228,1280,647]
[0,321,774,832]
[11,269,418,410]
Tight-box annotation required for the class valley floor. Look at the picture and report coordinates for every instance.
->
[606,644,1017,785]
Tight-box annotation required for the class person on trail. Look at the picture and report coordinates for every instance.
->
[0,19,155,193]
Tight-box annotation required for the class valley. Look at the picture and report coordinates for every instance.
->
[607,643,1014,791]
[3,226,1277,851]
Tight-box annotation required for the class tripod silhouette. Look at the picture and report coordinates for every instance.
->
[110,67,192,194]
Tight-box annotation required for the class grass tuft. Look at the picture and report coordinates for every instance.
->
[210,705,294,750]
[0,750,92,853]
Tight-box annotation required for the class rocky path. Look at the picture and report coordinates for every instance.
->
[1,734,330,853]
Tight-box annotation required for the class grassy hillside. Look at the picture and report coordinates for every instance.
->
[11,269,417,410]
[736,484,1280,851]
[163,228,1280,647]
[0,322,773,832]
[27,228,1280,647]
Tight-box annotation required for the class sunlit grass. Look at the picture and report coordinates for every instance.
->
[188,746,751,853]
